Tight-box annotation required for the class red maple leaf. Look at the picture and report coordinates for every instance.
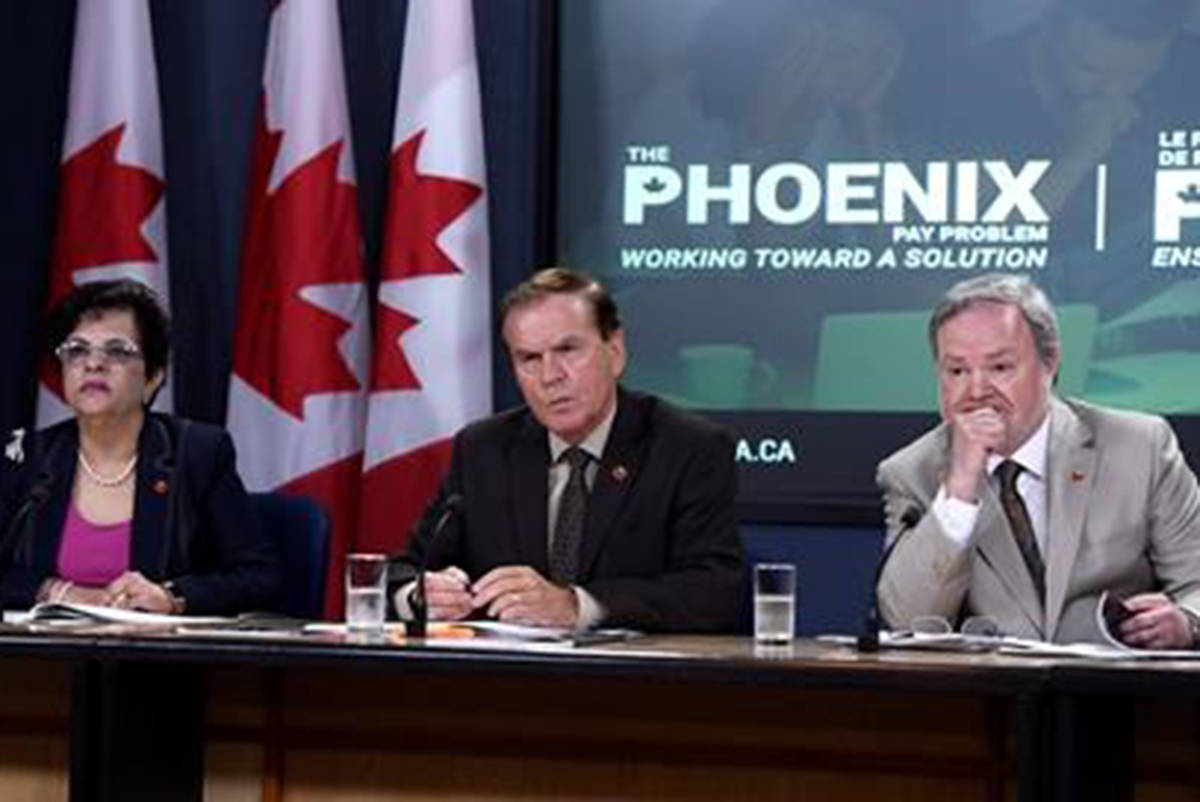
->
[372,303,422,390]
[371,129,482,392]
[233,103,363,419]
[42,123,165,396]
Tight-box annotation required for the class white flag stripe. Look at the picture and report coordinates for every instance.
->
[392,2,479,150]
[228,376,366,491]
[35,389,72,429]
[396,65,487,181]
[263,0,357,187]
[61,0,163,164]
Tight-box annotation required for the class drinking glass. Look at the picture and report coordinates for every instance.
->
[345,553,387,631]
[754,563,796,644]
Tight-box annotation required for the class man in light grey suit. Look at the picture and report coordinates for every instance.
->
[877,274,1200,647]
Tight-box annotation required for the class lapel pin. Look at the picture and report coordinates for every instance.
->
[1069,471,1085,482]
[611,464,629,482]
[153,479,169,495]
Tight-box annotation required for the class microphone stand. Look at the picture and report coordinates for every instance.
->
[0,479,52,568]
[407,494,462,638]
[857,505,922,653]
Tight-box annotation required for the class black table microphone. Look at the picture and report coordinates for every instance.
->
[0,477,52,566]
[407,493,464,638]
[857,505,922,653]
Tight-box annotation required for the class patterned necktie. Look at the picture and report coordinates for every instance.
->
[996,459,1046,601]
[550,447,590,584]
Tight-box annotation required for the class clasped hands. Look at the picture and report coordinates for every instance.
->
[48,570,174,613]
[420,565,579,629]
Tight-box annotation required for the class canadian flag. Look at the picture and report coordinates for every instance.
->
[358,0,492,552]
[40,0,171,425]
[227,0,369,618]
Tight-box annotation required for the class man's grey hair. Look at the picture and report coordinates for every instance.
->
[928,274,1060,366]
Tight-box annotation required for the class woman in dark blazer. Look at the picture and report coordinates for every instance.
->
[0,280,280,615]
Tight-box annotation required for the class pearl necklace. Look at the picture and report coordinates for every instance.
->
[77,451,138,488]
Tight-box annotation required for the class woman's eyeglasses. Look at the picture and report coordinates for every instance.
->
[55,338,143,368]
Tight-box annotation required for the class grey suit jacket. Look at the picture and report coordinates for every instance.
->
[876,397,1200,643]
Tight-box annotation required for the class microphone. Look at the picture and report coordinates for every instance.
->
[857,504,922,653]
[0,477,53,567]
[407,493,464,637]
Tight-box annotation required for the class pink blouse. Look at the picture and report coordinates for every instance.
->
[56,503,131,587]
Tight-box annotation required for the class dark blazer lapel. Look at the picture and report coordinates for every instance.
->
[579,391,645,578]
[1044,399,1096,640]
[510,415,550,574]
[31,424,79,576]
[130,417,172,576]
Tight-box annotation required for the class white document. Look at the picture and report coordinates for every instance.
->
[3,602,229,628]
[868,629,1156,660]
[301,618,640,647]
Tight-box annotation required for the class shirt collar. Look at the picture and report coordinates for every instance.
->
[548,401,618,465]
[987,412,1049,480]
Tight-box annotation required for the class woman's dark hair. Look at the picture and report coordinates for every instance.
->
[46,279,171,381]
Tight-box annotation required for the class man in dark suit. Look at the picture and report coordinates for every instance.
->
[389,268,744,632]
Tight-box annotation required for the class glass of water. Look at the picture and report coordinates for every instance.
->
[345,553,388,632]
[754,563,796,645]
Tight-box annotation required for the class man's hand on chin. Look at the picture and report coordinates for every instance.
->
[471,565,580,629]
[946,406,1006,502]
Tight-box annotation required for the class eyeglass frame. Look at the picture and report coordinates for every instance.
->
[54,337,145,368]
[894,614,1007,651]
[909,614,1005,638]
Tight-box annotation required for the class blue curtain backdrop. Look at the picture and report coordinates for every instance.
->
[0,0,551,431]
